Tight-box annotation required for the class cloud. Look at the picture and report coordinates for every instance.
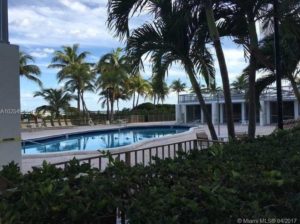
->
[8,1,118,47]
[59,0,89,13]
[29,48,55,58]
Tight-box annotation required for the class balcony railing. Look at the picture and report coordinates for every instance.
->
[179,87,298,104]
[179,93,245,103]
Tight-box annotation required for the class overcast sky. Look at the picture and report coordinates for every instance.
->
[9,0,248,112]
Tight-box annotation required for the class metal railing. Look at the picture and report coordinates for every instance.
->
[179,93,245,103]
[51,139,227,171]
[179,86,299,104]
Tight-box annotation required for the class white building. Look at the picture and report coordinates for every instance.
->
[176,87,299,126]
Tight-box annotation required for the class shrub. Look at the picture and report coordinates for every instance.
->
[0,128,300,223]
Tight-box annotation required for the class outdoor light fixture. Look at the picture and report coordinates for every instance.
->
[273,0,283,129]
[0,0,9,44]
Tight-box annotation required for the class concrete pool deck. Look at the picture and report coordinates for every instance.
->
[21,122,276,173]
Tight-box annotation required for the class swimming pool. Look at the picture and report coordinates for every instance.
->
[22,126,190,154]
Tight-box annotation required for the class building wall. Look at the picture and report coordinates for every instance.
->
[176,98,299,126]
[0,43,21,168]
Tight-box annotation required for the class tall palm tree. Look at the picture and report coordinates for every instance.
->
[218,0,270,138]
[171,79,186,103]
[19,51,42,86]
[34,88,73,118]
[96,48,130,121]
[107,0,221,140]
[184,0,236,139]
[130,74,151,107]
[158,81,169,104]
[244,34,300,104]
[48,44,91,114]
[125,5,218,139]
[64,64,96,120]
[241,2,300,104]
[231,75,248,93]
[150,77,170,104]
[98,89,111,120]
[115,87,131,111]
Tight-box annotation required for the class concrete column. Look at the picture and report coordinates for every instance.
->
[266,101,271,124]
[211,102,218,125]
[259,101,266,126]
[182,105,187,123]
[175,105,181,123]
[201,108,204,124]
[241,102,246,124]
[0,43,21,168]
[220,104,224,124]
[294,100,299,119]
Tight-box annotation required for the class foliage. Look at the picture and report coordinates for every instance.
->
[48,44,94,115]
[34,88,74,118]
[111,0,218,139]
[128,73,151,107]
[131,103,174,115]
[19,51,42,86]
[1,128,300,223]
[96,48,131,121]
[231,74,248,93]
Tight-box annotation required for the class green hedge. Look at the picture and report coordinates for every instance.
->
[1,128,300,223]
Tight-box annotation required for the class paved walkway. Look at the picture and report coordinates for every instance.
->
[21,122,276,173]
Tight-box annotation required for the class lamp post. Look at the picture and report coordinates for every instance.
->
[0,0,9,43]
[274,0,283,129]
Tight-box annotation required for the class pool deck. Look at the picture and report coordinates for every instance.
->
[21,122,276,173]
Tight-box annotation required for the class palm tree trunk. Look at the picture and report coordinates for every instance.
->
[247,20,259,139]
[185,62,218,140]
[132,92,136,109]
[204,0,235,139]
[288,74,300,103]
[80,91,86,124]
[106,90,110,121]
[77,89,81,113]
[136,93,140,107]
[81,92,91,122]
[110,94,114,122]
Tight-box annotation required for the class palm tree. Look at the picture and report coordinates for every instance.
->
[96,48,130,121]
[184,0,236,139]
[124,5,218,139]
[64,64,96,120]
[171,79,186,103]
[218,0,270,138]
[19,51,42,86]
[98,89,111,120]
[115,87,131,111]
[34,88,73,118]
[107,0,226,140]
[48,44,91,114]
[231,75,248,93]
[150,77,169,104]
[130,74,151,107]
[241,2,300,104]
[158,81,169,104]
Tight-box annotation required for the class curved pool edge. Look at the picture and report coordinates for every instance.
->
[22,125,203,159]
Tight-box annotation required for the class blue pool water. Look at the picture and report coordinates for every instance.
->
[22,126,190,154]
